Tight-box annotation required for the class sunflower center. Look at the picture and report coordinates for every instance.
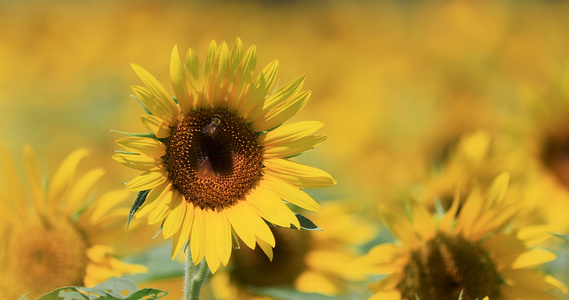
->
[229,227,310,287]
[164,107,263,210]
[397,233,501,300]
[541,132,569,188]
[2,215,88,298]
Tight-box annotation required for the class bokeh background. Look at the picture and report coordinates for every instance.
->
[3,0,569,298]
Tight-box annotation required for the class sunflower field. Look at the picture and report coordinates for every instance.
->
[2,0,569,299]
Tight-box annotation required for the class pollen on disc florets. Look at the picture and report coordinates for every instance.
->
[163,106,264,210]
[397,233,501,300]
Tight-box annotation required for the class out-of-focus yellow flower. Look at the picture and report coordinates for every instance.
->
[114,38,335,273]
[359,173,567,300]
[209,201,376,299]
[0,143,147,299]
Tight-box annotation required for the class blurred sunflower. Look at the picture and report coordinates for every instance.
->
[209,201,375,299]
[0,144,147,299]
[359,173,567,300]
[114,38,336,273]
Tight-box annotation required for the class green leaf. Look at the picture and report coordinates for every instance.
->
[550,232,569,241]
[266,213,322,231]
[248,287,341,300]
[36,278,167,300]
[293,213,322,231]
[127,190,150,229]
[17,293,31,300]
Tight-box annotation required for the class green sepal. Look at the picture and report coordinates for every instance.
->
[266,213,322,231]
[113,150,140,155]
[127,190,150,229]
[130,94,152,115]
[35,278,167,300]
[172,96,178,104]
[111,129,157,139]
[248,287,340,300]
[550,232,569,241]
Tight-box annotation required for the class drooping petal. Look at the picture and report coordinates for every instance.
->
[247,186,300,229]
[259,121,324,146]
[141,115,171,138]
[112,154,162,171]
[224,202,257,249]
[262,176,322,211]
[125,170,168,191]
[171,202,195,259]
[263,158,336,188]
[162,194,187,239]
[190,207,207,265]
[263,135,326,159]
[116,137,166,157]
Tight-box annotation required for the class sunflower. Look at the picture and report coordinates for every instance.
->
[0,143,147,299]
[358,173,567,300]
[209,201,375,299]
[114,38,336,273]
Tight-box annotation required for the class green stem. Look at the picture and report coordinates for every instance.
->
[184,251,211,300]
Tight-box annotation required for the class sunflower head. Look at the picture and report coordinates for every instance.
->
[359,173,567,300]
[0,143,146,299]
[114,38,336,273]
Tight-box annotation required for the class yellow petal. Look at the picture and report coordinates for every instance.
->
[213,210,232,266]
[237,201,275,247]
[411,201,436,241]
[511,249,557,269]
[171,202,194,259]
[252,90,311,132]
[87,190,131,225]
[263,158,336,188]
[125,170,168,191]
[256,237,274,261]
[112,154,162,171]
[224,202,257,249]
[190,207,206,265]
[116,137,166,157]
[247,186,300,229]
[63,168,105,216]
[141,115,171,138]
[262,176,322,211]
[259,121,324,145]
[23,145,45,213]
[238,60,278,118]
[263,135,326,158]
[162,194,186,239]
[147,189,174,225]
[136,182,172,218]
[131,85,175,124]
[295,270,340,296]
[170,45,193,114]
[131,63,179,124]
[246,74,304,122]
[47,149,90,208]
[203,210,222,273]
[230,44,257,110]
